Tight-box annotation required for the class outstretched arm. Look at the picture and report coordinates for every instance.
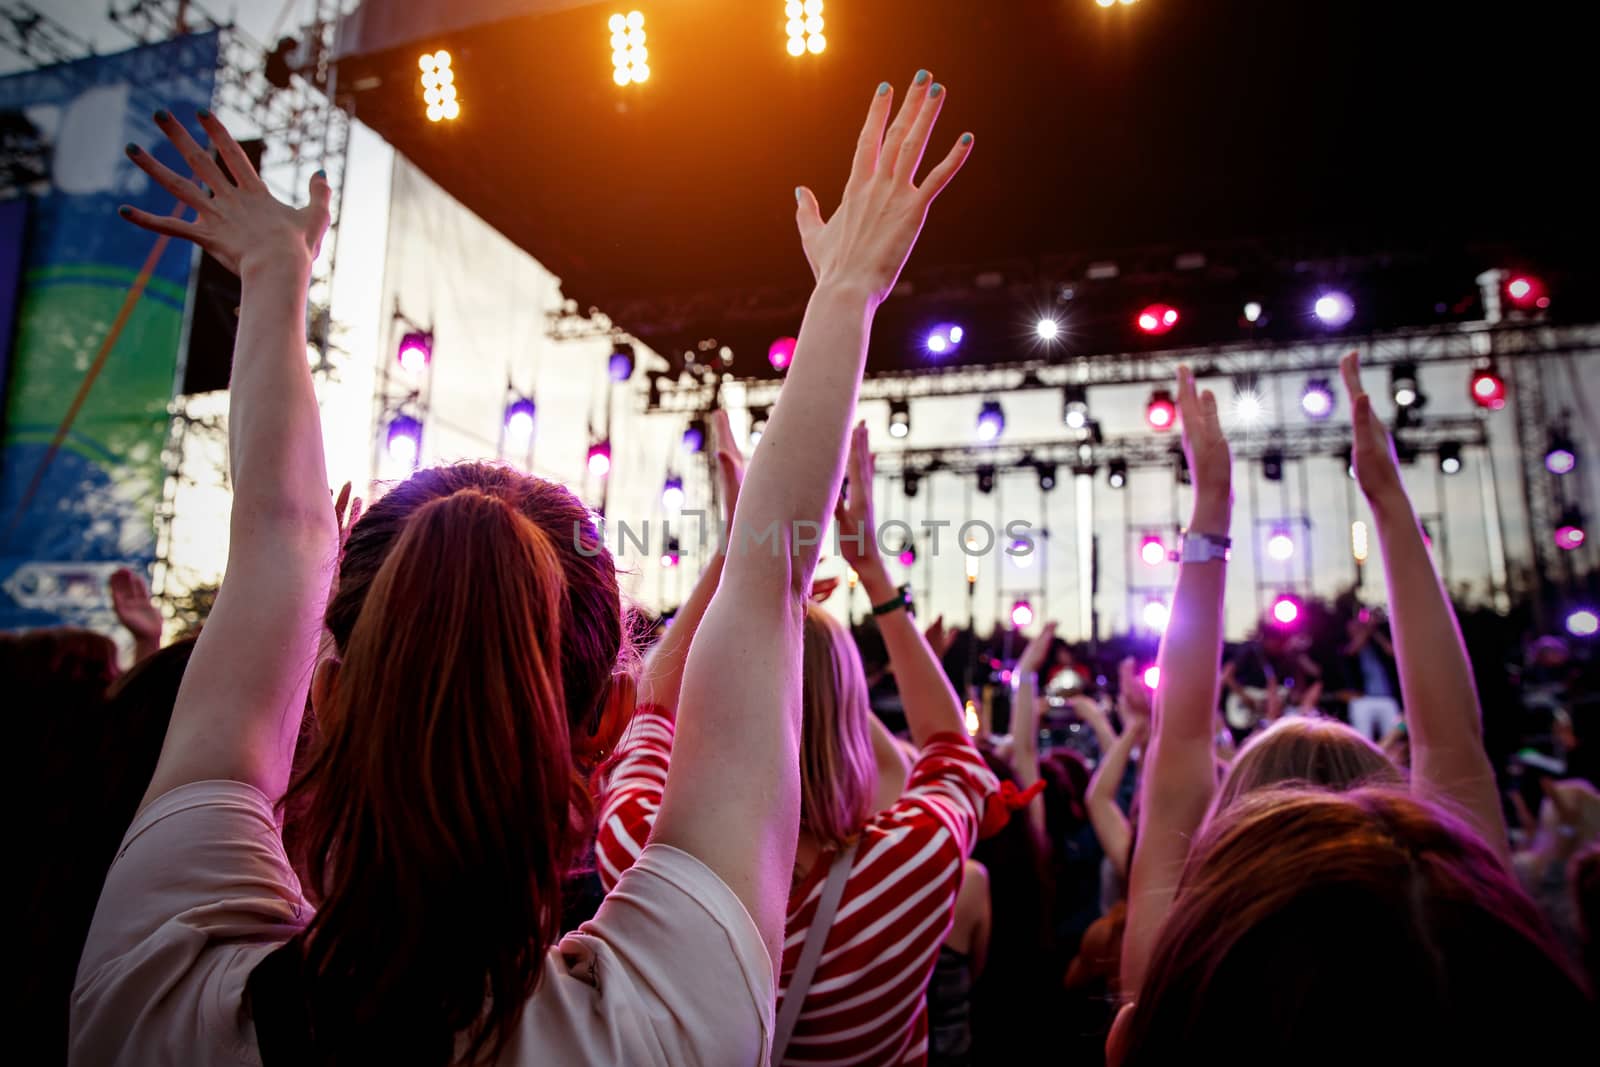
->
[634,410,743,717]
[652,74,971,977]
[1006,622,1059,839]
[1122,365,1232,998]
[128,111,336,807]
[109,567,164,663]
[837,422,968,748]
[1339,351,1509,863]
[1088,716,1147,883]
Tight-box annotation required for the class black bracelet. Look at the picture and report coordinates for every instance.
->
[871,585,912,617]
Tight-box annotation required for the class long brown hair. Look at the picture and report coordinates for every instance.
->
[1120,787,1592,1062]
[275,466,622,1064]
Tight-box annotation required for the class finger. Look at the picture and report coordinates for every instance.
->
[117,204,203,243]
[1339,350,1365,402]
[308,168,333,216]
[196,108,265,191]
[333,482,351,524]
[892,79,946,183]
[916,132,973,204]
[795,185,824,246]
[848,81,895,183]
[879,70,932,177]
[1201,389,1221,436]
[125,143,212,212]
[153,109,229,193]
[346,498,363,537]
[1175,364,1199,425]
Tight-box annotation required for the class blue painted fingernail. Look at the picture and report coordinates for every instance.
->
[117,205,132,217]
[930,82,943,97]
[877,81,890,96]
[124,142,141,155]
[314,169,327,179]
[795,186,803,201]
[153,109,170,122]
[914,70,930,85]
[197,107,211,119]
[960,133,973,145]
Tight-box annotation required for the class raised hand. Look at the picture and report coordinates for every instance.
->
[708,409,747,532]
[1016,620,1058,678]
[109,567,164,660]
[924,615,956,659]
[796,73,972,305]
[1339,350,1406,508]
[834,421,883,577]
[1177,365,1231,529]
[121,110,330,276]
[1118,656,1152,725]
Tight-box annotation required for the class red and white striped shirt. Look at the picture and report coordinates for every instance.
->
[596,707,998,1066]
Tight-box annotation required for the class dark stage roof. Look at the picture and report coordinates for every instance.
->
[333,0,1592,374]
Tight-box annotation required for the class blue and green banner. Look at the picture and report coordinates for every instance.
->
[0,33,218,630]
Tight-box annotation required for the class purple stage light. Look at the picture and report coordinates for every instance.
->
[1555,524,1586,552]
[1271,594,1302,627]
[1143,665,1161,690]
[504,398,536,442]
[1567,609,1599,637]
[587,440,612,477]
[661,475,684,512]
[976,399,1006,441]
[1266,530,1296,562]
[1139,535,1167,568]
[1312,291,1355,328]
[926,322,964,356]
[1301,378,1335,420]
[386,414,422,465]
[608,342,636,382]
[1010,599,1035,628]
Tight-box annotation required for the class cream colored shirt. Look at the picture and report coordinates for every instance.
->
[71,780,773,1065]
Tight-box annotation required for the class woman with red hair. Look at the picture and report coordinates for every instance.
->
[72,74,972,1066]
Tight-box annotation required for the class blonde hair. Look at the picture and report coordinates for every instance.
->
[800,603,878,850]
[1214,715,1399,816]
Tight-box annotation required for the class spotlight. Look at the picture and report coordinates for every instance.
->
[977,399,1006,442]
[660,535,680,569]
[1143,665,1160,690]
[1036,462,1058,492]
[661,474,684,513]
[1136,303,1180,336]
[1142,598,1170,633]
[976,465,996,495]
[903,470,921,498]
[1107,459,1127,489]
[1266,529,1295,562]
[1243,300,1264,324]
[1545,432,1577,475]
[1010,539,1033,569]
[1270,594,1302,627]
[418,51,459,122]
[1390,363,1421,409]
[1145,389,1177,431]
[899,545,917,568]
[1312,290,1356,328]
[748,407,770,446]
[1139,535,1167,568]
[1469,363,1507,410]
[1232,377,1265,426]
[1555,507,1586,552]
[1301,378,1335,420]
[682,418,706,454]
[608,341,636,382]
[1263,450,1284,483]
[386,414,422,466]
[1505,273,1549,310]
[786,0,826,57]
[768,336,797,371]
[926,323,964,355]
[888,399,911,439]
[587,440,612,477]
[1351,520,1369,564]
[610,11,649,85]
[397,330,432,373]
[1567,608,1600,638]
[1035,316,1061,342]
[1439,443,1462,475]
[1062,385,1090,430]
[504,397,536,442]
[1010,599,1035,628]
